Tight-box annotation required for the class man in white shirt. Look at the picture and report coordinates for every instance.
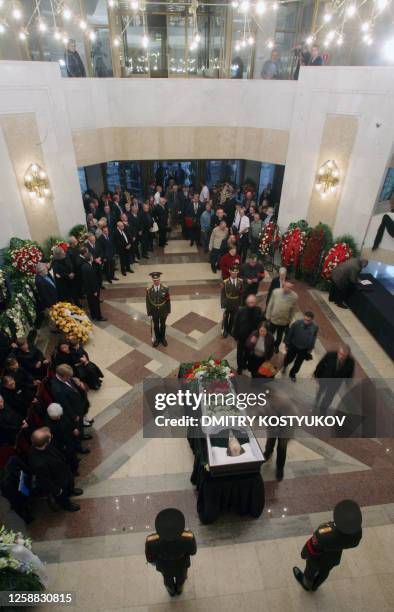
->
[154,185,162,206]
[199,181,210,204]
[234,206,250,262]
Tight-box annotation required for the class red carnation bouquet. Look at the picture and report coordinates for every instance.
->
[281,227,308,269]
[259,221,280,256]
[11,244,43,275]
[321,242,353,280]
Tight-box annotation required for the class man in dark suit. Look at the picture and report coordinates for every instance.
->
[50,363,92,441]
[103,203,116,230]
[140,202,154,258]
[29,427,83,512]
[154,197,169,247]
[35,263,58,311]
[233,294,264,374]
[97,225,118,283]
[81,254,106,321]
[186,193,204,246]
[265,266,287,309]
[128,203,142,261]
[145,508,197,596]
[111,194,124,224]
[314,345,355,415]
[85,233,104,290]
[113,220,133,276]
[45,402,80,473]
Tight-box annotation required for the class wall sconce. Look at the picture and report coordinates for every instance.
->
[315,160,340,199]
[24,163,50,204]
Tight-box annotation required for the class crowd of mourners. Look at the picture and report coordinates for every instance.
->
[0,331,103,520]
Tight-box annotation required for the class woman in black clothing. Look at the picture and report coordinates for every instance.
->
[14,338,49,380]
[51,342,75,370]
[69,339,104,390]
[0,394,27,445]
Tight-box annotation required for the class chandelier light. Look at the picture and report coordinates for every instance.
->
[24,163,51,203]
[315,160,340,198]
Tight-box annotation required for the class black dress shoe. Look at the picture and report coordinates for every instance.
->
[81,433,92,440]
[71,488,84,496]
[122,272,127,276]
[128,269,135,273]
[62,502,80,512]
[153,340,160,347]
[142,255,149,259]
[107,280,113,284]
[101,286,106,290]
[112,276,119,281]
[165,586,176,597]
[97,317,108,322]
[222,331,228,338]
[276,468,284,481]
[161,338,168,347]
[293,567,310,591]
[78,448,90,455]
[236,368,243,375]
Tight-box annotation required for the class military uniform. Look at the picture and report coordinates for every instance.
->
[294,499,362,591]
[220,270,243,338]
[146,272,171,347]
[145,508,197,597]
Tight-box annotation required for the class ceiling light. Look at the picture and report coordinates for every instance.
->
[239,1,250,14]
[382,36,394,61]
[62,8,72,20]
[272,1,279,10]
[0,23,5,35]
[19,30,26,40]
[231,1,239,7]
[306,35,314,45]
[361,21,370,32]
[54,29,61,40]
[336,35,343,46]
[267,39,274,49]
[323,13,332,23]
[38,20,47,32]
[12,7,22,20]
[89,31,96,41]
[247,35,254,45]
[256,1,266,14]
[346,5,356,17]
[142,34,149,48]
[113,37,120,47]
[79,20,87,30]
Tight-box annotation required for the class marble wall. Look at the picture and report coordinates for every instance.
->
[0,61,394,250]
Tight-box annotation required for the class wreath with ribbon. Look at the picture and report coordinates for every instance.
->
[49,302,93,343]
[321,242,353,280]
[280,226,308,269]
[259,221,280,256]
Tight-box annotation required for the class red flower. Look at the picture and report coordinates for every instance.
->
[321,243,352,279]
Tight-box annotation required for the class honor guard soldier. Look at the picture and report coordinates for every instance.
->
[293,499,362,591]
[145,508,197,597]
[221,265,243,338]
[146,272,171,347]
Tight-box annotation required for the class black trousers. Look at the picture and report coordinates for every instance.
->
[86,292,101,320]
[158,225,167,247]
[315,382,340,415]
[53,478,75,508]
[222,307,238,335]
[152,313,167,341]
[141,231,151,256]
[236,338,248,371]
[283,344,309,376]
[264,437,288,469]
[373,214,394,249]
[269,323,288,349]
[118,251,131,275]
[303,556,333,591]
[103,258,115,282]
[210,248,221,272]
[162,566,188,593]
[190,224,201,245]
[239,234,249,262]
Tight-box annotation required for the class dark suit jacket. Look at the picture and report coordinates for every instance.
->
[29,443,74,495]
[35,274,58,310]
[81,262,100,295]
[186,201,204,220]
[50,377,87,421]
[139,210,153,233]
[233,306,264,341]
[113,228,131,255]
[153,204,169,229]
[97,234,116,260]
[314,352,355,379]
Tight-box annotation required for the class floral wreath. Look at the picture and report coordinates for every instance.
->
[301,226,326,275]
[259,221,280,256]
[0,269,9,304]
[181,358,234,381]
[321,242,353,280]
[49,302,93,343]
[51,241,69,254]
[10,244,43,276]
[281,227,308,269]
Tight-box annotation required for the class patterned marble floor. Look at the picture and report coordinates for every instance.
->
[26,242,394,611]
